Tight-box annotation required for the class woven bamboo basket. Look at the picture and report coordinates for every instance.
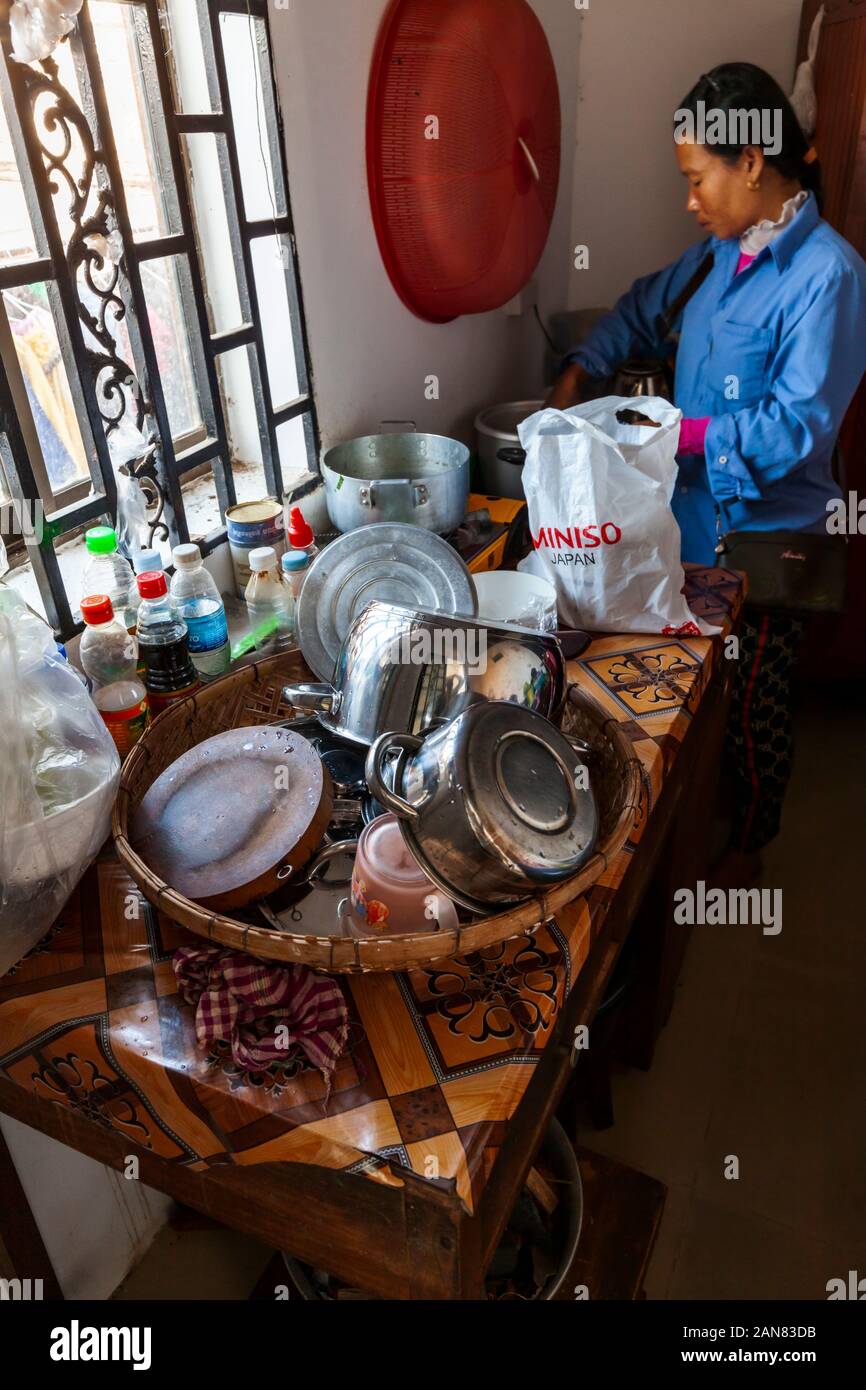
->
[113,652,644,973]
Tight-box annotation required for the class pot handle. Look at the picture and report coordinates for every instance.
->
[496,446,526,466]
[564,733,595,764]
[365,732,424,824]
[283,682,340,715]
[277,839,358,888]
[361,477,424,511]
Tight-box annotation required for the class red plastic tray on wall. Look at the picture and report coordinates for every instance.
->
[367,0,562,323]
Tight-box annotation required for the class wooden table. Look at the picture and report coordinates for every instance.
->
[0,567,743,1300]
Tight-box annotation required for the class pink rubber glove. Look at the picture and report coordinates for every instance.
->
[679,417,710,455]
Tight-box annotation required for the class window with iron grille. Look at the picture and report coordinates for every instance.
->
[0,0,318,637]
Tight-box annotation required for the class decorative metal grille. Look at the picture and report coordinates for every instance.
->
[0,0,318,636]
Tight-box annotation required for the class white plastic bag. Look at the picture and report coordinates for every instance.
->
[0,585,120,975]
[518,397,718,636]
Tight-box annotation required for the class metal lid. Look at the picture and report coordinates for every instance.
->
[296,523,477,681]
[475,400,544,444]
[454,704,597,879]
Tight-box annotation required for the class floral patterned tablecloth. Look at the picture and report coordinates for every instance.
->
[0,566,743,1214]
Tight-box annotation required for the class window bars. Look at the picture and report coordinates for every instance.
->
[0,0,318,636]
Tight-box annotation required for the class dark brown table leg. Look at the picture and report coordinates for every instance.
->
[616,657,736,1070]
[562,1148,667,1300]
[476,660,734,1274]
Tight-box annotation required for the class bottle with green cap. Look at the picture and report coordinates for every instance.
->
[82,526,136,632]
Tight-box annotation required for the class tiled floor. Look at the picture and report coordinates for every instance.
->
[586,684,866,1300]
[113,1223,273,1301]
[113,686,864,1301]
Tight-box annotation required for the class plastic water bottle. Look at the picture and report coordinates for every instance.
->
[170,543,230,680]
[82,526,136,631]
[79,595,147,754]
[132,546,164,577]
[281,548,311,602]
[245,546,294,653]
[136,571,200,715]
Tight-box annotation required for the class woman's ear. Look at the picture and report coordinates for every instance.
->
[742,145,766,188]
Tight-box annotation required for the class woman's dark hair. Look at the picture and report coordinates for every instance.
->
[677,62,823,211]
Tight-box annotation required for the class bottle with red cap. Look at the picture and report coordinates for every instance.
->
[135,570,200,715]
[281,506,318,601]
[80,596,148,755]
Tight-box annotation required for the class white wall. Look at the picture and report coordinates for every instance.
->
[0,1114,172,1300]
[269,0,582,447]
[270,0,803,439]
[568,0,804,311]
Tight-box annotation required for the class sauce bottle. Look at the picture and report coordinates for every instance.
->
[135,571,200,715]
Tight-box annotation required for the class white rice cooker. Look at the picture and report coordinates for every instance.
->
[474,401,544,500]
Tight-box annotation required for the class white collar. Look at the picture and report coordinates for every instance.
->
[740,190,809,256]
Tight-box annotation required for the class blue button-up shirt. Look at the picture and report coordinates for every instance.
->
[566,194,866,564]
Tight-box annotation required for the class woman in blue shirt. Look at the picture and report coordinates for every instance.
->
[550,64,866,883]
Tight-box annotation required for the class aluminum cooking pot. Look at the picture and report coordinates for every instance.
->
[365,703,599,913]
[474,401,544,500]
[322,430,470,535]
[284,601,567,747]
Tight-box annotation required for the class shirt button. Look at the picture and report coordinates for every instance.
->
[719,455,729,465]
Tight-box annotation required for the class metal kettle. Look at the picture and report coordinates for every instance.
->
[612,358,672,401]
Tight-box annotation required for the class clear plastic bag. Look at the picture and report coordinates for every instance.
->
[114,464,150,560]
[0,585,120,975]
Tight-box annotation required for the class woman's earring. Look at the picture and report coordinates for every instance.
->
[747,178,761,192]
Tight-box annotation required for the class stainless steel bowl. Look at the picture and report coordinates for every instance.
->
[284,601,567,747]
[365,704,599,912]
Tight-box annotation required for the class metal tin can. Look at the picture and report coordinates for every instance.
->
[226,499,286,598]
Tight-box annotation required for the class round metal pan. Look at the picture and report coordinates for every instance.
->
[296,523,477,680]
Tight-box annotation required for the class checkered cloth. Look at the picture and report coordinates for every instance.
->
[173,946,348,1087]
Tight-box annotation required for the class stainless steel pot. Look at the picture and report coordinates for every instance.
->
[284,600,567,747]
[365,704,599,912]
[474,401,543,500]
[322,431,470,534]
